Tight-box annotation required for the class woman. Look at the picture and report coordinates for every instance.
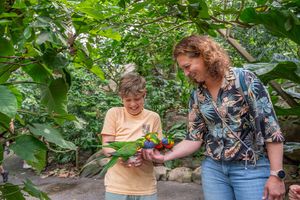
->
[143,35,285,200]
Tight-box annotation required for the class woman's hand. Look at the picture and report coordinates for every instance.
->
[263,176,285,200]
[142,149,164,163]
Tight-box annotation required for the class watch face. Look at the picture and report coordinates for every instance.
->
[278,170,286,179]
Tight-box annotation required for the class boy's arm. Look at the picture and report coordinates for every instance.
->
[101,134,116,157]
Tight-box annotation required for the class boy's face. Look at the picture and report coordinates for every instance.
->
[122,92,145,116]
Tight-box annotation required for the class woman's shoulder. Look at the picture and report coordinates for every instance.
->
[232,67,256,77]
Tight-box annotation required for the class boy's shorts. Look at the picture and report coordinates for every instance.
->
[105,192,157,200]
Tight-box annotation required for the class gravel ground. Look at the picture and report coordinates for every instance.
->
[3,154,203,200]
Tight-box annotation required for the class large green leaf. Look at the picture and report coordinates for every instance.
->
[22,63,52,83]
[29,123,77,150]
[12,0,26,9]
[7,85,23,109]
[243,61,300,84]
[0,85,17,118]
[75,1,121,21]
[41,77,68,122]
[240,8,300,45]
[0,37,14,56]
[23,179,50,200]
[41,48,69,70]
[129,1,149,14]
[93,28,122,41]
[0,183,25,200]
[0,112,11,131]
[0,64,20,84]
[90,65,105,80]
[275,106,300,116]
[9,135,47,173]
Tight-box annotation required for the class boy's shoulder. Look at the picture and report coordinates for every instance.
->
[144,109,160,118]
[107,107,124,114]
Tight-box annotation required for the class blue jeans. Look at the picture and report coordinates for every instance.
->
[105,192,157,200]
[201,156,270,200]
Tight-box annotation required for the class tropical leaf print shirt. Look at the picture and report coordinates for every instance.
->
[186,67,284,161]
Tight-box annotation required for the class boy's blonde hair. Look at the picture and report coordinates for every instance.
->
[118,72,146,97]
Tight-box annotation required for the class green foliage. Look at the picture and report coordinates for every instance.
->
[23,179,50,200]
[29,123,77,150]
[168,122,186,141]
[0,0,300,198]
[10,135,47,173]
[145,71,191,120]
[0,86,17,119]
[240,5,300,45]
[0,179,50,200]
[53,68,121,163]
[0,183,25,200]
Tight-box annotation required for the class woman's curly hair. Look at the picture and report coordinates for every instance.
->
[173,35,231,80]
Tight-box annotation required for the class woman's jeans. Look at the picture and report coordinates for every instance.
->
[201,156,270,200]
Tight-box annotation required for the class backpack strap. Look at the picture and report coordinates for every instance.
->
[236,68,249,106]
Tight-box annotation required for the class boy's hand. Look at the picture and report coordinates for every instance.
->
[289,185,300,200]
[121,150,143,167]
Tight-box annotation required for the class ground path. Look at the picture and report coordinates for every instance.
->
[4,155,203,200]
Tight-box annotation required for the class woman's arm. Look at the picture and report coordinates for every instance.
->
[263,142,285,200]
[143,139,202,163]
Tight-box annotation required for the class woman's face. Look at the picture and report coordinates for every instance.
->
[176,54,209,83]
[122,93,145,115]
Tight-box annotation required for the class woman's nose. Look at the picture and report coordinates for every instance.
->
[184,69,190,76]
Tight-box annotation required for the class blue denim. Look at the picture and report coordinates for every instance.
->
[201,156,270,200]
[105,192,157,200]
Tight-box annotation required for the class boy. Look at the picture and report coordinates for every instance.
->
[101,72,162,200]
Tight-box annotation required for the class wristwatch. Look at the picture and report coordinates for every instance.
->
[270,169,286,180]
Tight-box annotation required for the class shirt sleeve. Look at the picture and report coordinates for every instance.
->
[185,90,207,141]
[152,113,163,138]
[244,70,284,143]
[101,108,117,136]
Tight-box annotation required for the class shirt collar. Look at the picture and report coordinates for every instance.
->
[197,67,235,91]
[220,67,235,89]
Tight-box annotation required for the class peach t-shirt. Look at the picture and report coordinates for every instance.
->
[101,107,162,195]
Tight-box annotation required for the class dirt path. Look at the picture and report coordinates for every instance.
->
[4,154,203,200]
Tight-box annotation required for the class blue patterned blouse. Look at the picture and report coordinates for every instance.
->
[186,67,284,161]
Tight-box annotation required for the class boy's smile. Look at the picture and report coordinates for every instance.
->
[122,93,145,115]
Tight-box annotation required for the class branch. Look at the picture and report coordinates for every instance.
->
[134,13,177,27]
[235,0,245,21]
[0,61,39,66]
[211,16,252,28]
[0,56,35,60]
[1,81,47,86]
[157,21,193,36]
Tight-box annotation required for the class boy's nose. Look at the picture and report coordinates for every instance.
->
[129,101,137,107]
